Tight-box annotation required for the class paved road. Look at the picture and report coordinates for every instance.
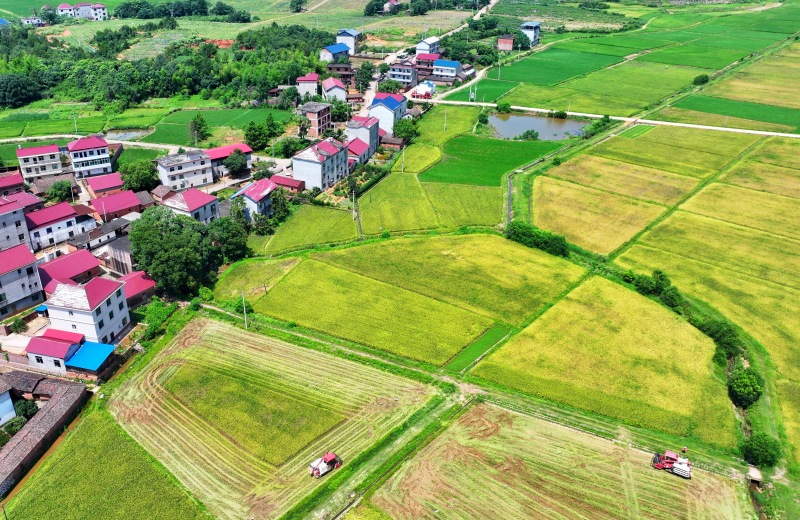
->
[429,99,800,138]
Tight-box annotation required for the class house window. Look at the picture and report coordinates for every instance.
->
[102,335,108,343]
[109,310,114,320]
[0,294,5,302]
[46,227,52,233]
[116,289,122,298]
[194,212,200,220]
[15,221,20,227]
[69,310,74,316]
[54,360,61,368]
[119,302,124,310]
[32,293,39,301]
[99,319,105,329]
[72,324,77,329]
[18,234,23,241]
[0,307,6,316]
[95,308,101,316]
[35,356,43,364]
[106,299,111,307]
[122,317,128,326]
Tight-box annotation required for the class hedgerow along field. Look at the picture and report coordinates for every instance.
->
[474,276,736,446]
[109,318,434,519]
[367,403,749,519]
[6,408,211,520]
[140,108,292,145]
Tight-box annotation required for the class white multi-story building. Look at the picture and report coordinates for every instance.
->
[0,198,30,251]
[345,116,380,157]
[20,17,43,26]
[15,144,63,182]
[388,60,418,88]
[296,73,320,98]
[206,143,252,177]
[25,202,78,251]
[68,136,111,178]
[368,93,407,134]
[235,178,277,221]
[47,277,130,344]
[432,59,462,79]
[156,150,212,191]
[0,244,43,318]
[336,29,360,56]
[291,138,348,190]
[322,77,348,102]
[416,36,440,55]
[57,3,74,16]
[161,187,218,224]
[521,21,541,46]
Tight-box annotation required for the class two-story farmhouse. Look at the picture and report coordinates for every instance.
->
[161,187,218,224]
[291,139,348,190]
[206,143,252,177]
[47,277,130,343]
[369,93,407,134]
[90,190,146,222]
[320,43,351,63]
[0,245,43,318]
[322,77,348,102]
[25,202,78,251]
[156,150,212,191]
[38,249,101,295]
[336,29,360,56]
[416,36,440,55]
[235,178,278,221]
[86,173,124,198]
[296,72,320,98]
[345,116,380,157]
[0,171,25,197]
[521,21,541,45]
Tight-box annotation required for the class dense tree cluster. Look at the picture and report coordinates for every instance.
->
[440,16,530,66]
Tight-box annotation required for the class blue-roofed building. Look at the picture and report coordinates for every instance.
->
[433,59,462,78]
[369,93,407,134]
[0,19,10,26]
[320,43,351,62]
[66,341,116,375]
[521,21,541,46]
[336,29,360,56]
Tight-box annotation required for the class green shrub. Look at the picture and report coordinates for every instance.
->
[381,230,391,239]
[496,102,511,113]
[233,299,253,314]
[741,433,782,468]
[478,112,489,125]
[552,157,563,166]
[13,399,38,420]
[551,110,568,119]
[189,298,201,311]
[728,368,764,408]
[9,318,27,334]
[198,287,214,301]
[506,221,569,257]
[4,416,26,435]
[693,74,710,85]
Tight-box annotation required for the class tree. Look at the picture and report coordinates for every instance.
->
[364,0,384,15]
[410,0,429,15]
[252,161,276,180]
[41,7,59,25]
[188,113,211,144]
[515,129,539,140]
[223,149,249,175]
[244,121,269,151]
[277,87,298,110]
[693,74,710,85]
[208,217,249,263]
[120,160,159,192]
[297,116,311,139]
[9,318,27,334]
[497,102,511,113]
[0,74,41,109]
[330,99,351,122]
[741,433,782,468]
[129,207,221,297]
[378,63,390,74]
[355,62,375,92]
[506,221,569,257]
[290,0,307,12]
[3,417,26,436]
[46,180,72,202]
[377,79,403,93]
[270,188,291,222]
[251,213,274,235]
[264,112,282,139]
[13,400,38,420]
[728,368,764,408]
[229,196,250,231]
[393,118,419,141]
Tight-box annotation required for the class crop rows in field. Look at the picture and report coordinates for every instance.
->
[265,205,358,255]
[109,318,432,519]
[369,403,748,519]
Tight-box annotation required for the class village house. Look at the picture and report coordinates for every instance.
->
[85,172,124,199]
[369,93,407,134]
[150,185,175,203]
[26,329,114,377]
[66,218,128,252]
[15,144,63,183]
[5,193,44,214]
[119,271,156,308]
[206,143,252,177]
[322,77,348,102]
[346,138,371,165]
[327,62,355,87]
[412,80,436,99]
[46,277,130,344]
[0,380,15,426]
[521,21,541,45]
[30,174,77,199]
[414,53,440,79]
[389,59,418,88]
[25,202,78,252]
[57,3,74,16]
[431,59,462,84]
[297,102,332,138]
[21,17,44,27]
[38,249,101,295]
[90,190,146,222]
[296,72,320,98]
[291,139,349,190]
[67,2,107,20]
[270,175,305,194]
[336,29,360,56]
[68,136,111,178]
[0,245,43,318]
[0,198,30,251]
[416,36,440,55]
[0,171,25,197]
[498,34,515,51]
[234,178,278,221]
[383,0,399,14]
[319,43,351,63]
[161,187,218,224]
[155,150,212,191]
[345,116,380,157]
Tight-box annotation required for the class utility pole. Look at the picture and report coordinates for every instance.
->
[102,201,107,222]
[72,113,78,133]
[401,147,405,172]
[517,44,521,62]
[444,108,447,132]
[242,290,248,330]
[497,54,501,80]
[352,190,356,221]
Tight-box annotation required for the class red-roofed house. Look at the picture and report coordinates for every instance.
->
[58,3,74,16]
[0,244,43,318]
[119,271,156,308]
[346,138,371,165]
[46,278,129,343]
[15,144,63,183]
[68,136,111,178]
[291,138,348,190]
[345,116,380,156]
[0,197,29,251]
[270,175,305,193]
[415,53,440,78]
[322,77,347,102]
[38,249,102,295]
[4,192,44,213]
[383,0,399,13]
[205,143,253,177]
[26,336,81,374]
[41,328,85,344]
[161,187,218,224]
[90,190,146,222]
[86,173,124,198]
[25,202,78,251]
[0,171,25,196]
[296,72,320,97]
[235,178,278,221]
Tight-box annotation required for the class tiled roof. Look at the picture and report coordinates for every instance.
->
[5,192,42,208]
[90,190,140,216]
[57,3,72,8]
[0,197,23,216]
[135,191,154,206]
[416,53,440,61]
[294,138,346,163]
[162,187,216,213]
[323,43,351,54]
[0,171,23,190]
[0,244,36,276]
[347,138,370,156]
[348,116,379,129]
[30,174,76,196]
[296,73,320,82]
[241,178,277,203]
[25,202,76,229]
[270,175,304,189]
[151,185,174,198]
[205,143,252,161]
[15,144,59,158]
[67,136,107,152]
[25,337,76,359]
[119,270,156,299]
[47,277,123,311]
[86,173,123,193]
[0,371,45,393]
[38,249,99,289]
[41,328,85,345]
[322,77,346,91]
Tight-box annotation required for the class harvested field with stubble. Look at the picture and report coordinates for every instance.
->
[473,277,736,446]
[109,318,434,520]
[534,176,666,254]
[369,404,748,519]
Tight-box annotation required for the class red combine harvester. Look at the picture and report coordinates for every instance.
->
[652,450,692,479]
[308,452,342,478]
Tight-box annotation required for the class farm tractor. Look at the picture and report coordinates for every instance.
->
[308,452,342,478]
[652,450,692,479]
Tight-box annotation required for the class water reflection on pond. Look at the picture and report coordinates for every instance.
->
[489,113,586,140]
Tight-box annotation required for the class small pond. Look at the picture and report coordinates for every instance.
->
[104,129,151,140]
[489,113,587,140]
